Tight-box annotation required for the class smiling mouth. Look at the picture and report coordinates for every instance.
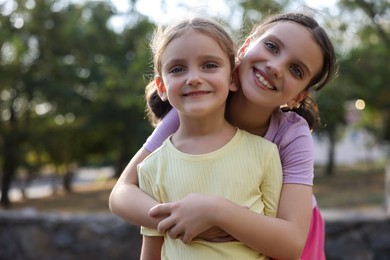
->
[183,91,211,96]
[254,70,276,91]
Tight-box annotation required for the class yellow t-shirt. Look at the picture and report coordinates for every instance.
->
[138,128,282,260]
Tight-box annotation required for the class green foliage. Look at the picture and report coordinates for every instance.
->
[0,0,155,194]
[238,0,287,35]
[1,0,388,201]
[337,0,390,143]
[316,81,347,133]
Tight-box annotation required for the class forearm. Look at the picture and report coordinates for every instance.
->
[150,186,311,259]
[140,236,163,260]
[110,182,160,227]
[214,198,306,260]
[110,111,179,226]
[109,148,161,228]
[212,184,312,260]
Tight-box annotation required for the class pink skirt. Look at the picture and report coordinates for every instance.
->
[300,206,326,260]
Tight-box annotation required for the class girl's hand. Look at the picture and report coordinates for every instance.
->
[197,226,236,242]
[149,193,231,244]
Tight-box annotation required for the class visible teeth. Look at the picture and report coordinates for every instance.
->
[255,72,274,90]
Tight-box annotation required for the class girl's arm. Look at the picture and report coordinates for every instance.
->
[150,184,312,260]
[140,236,164,260]
[150,137,312,259]
[108,146,234,241]
[109,147,162,228]
[109,109,180,227]
[217,184,312,260]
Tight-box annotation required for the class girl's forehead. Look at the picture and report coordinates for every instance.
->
[261,21,310,39]
[166,31,220,51]
[161,31,229,63]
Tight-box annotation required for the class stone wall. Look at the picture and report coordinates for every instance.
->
[0,210,141,260]
[0,209,389,260]
[325,218,390,259]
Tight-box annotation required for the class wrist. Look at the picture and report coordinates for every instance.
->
[211,196,231,227]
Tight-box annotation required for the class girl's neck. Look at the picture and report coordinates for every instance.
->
[226,93,274,137]
[172,111,236,155]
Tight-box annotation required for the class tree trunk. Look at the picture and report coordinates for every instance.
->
[114,138,131,178]
[114,152,129,179]
[1,169,12,208]
[385,162,390,216]
[326,128,336,176]
[1,98,19,208]
[1,145,17,208]
[63,169,74,193]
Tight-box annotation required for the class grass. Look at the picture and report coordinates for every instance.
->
[4,164,387,213]
[314,164,385,209]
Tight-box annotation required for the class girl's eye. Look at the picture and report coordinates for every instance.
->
[290,65,303,78]
[265,41,278,53]
[203,62,219,69]
[169,66,185,74]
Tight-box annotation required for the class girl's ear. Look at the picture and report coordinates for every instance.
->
[155,76,167,101]
[237,37,251,59]
[286,90,309,108]
[229,65,240,92]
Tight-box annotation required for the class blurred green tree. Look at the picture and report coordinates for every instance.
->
[338,0,390,143]
[315,81,347,175]
[0,0,154,207]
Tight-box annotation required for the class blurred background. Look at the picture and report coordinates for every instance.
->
[0,0,389,214]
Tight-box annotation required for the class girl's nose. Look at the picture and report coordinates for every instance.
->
[266,58,284,79]
[186,70,202,86]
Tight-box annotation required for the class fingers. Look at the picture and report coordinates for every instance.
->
[157,215,176,234]
[172,229,195,244]
[166,226,182,240]
[172,232,193,244]
[180,232,194,244]
[157,219,195,244]
[149,203,172,218]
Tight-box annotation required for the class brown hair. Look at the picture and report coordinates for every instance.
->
[145,17,236,126]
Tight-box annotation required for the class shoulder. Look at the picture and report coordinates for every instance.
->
[273,109,310,134]
[239,128,275,144]
[267,110,313,149]
[238,129,278,154]
[139,138,172,167]
[260,110,315,185]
